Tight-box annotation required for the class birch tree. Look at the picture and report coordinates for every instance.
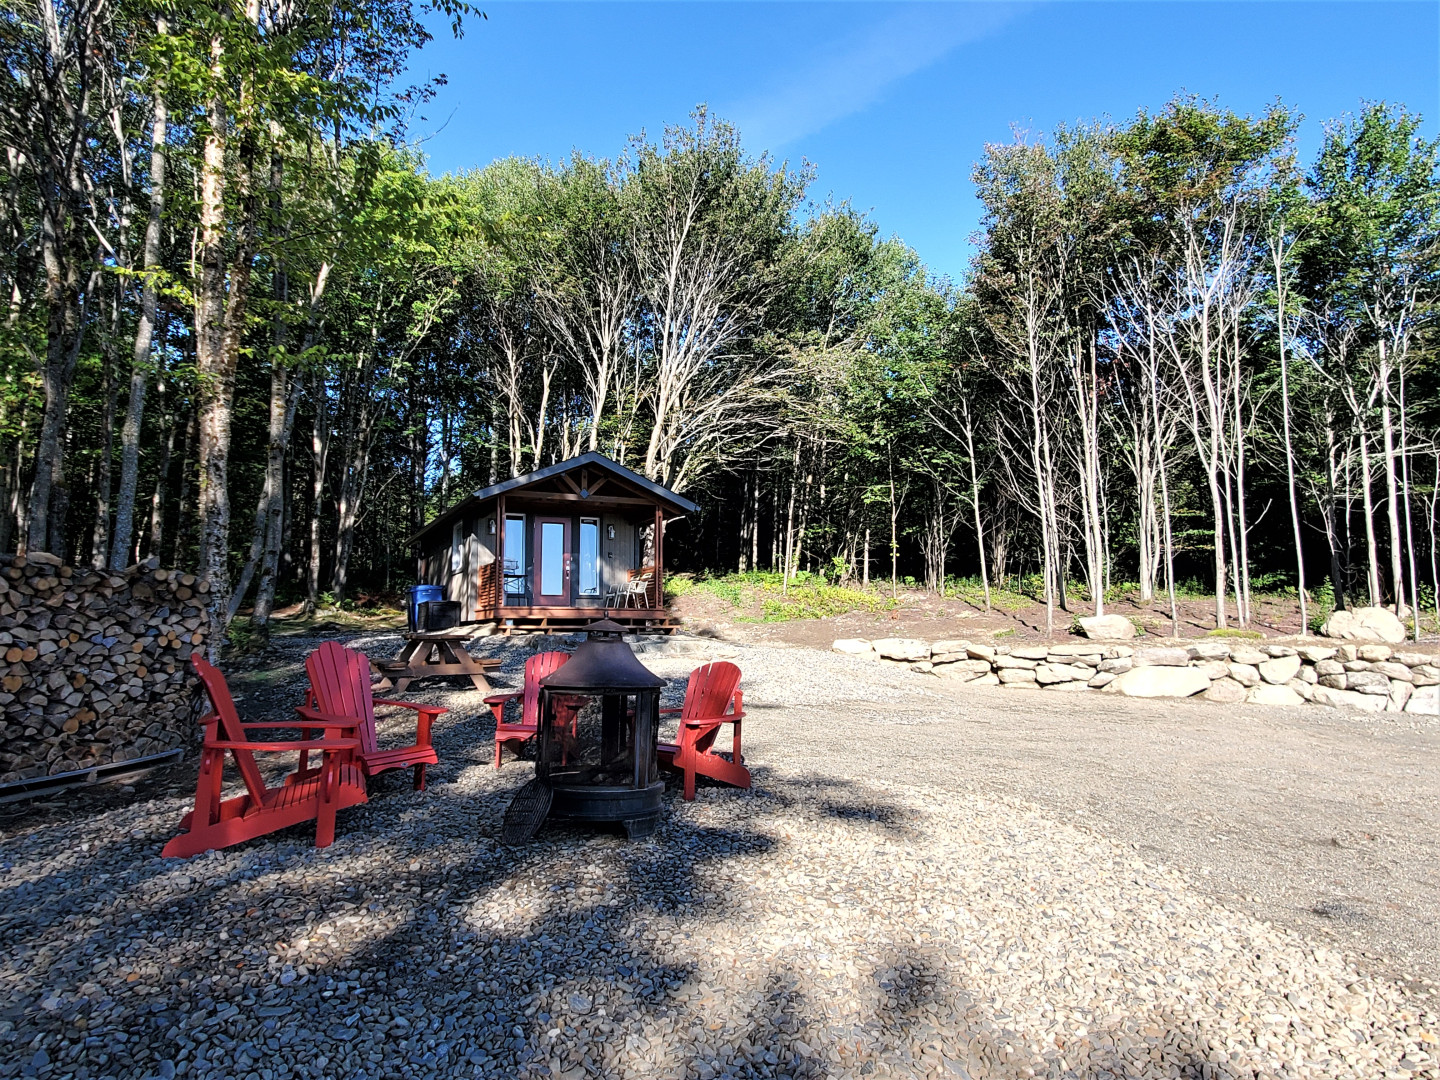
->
[628,110,806,492]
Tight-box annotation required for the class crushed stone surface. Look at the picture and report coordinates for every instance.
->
[0,632,1436,1080]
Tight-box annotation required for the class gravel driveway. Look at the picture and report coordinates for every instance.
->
[0,633,1436,1080]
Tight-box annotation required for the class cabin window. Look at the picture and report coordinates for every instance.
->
[450,522,464,574]
[578,518,600,596]
[504,514,526,595]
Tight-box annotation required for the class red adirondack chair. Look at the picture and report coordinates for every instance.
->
[484,650,569,768]
[657,661,750,801]
[299,640,446,790]
[162,653,368,858]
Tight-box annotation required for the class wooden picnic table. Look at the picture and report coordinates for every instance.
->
[371,629,501,695]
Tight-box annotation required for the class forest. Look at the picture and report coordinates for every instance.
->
[3,0,1438,647]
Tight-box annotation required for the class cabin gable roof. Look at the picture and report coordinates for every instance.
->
[410,452,698,545]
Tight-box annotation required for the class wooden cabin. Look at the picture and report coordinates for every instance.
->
[411,452,697,634]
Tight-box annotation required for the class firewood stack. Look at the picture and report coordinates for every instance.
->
[0,552,210,785]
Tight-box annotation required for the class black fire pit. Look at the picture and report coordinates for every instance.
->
[503,619,665,843]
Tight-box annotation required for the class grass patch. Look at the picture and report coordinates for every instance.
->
[1205,627,1265,639]
[943,576,1035,612]
[670,571,898,622]
[269,606,405,638]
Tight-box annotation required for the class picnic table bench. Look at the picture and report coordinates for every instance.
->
[371,629,501,695]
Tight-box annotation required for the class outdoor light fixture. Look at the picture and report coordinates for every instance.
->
[607,525,616,540]
[487,518,496,534]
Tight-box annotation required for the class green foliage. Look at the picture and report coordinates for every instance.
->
[670,571,896,623]
[226,620,262,655]
[944,576,1033,612]
[1247,571,1298,596]
[1307,579,1337,635]
[1205,628,1265,639]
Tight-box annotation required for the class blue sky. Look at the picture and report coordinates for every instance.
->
[405,1,1439,283]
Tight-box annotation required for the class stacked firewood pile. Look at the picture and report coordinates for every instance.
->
[0,553,209,785]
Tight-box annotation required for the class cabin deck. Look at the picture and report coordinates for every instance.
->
[482,606,679,635]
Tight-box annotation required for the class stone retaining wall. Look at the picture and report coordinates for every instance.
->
[0,554,210,784]
[833,636,1440,715]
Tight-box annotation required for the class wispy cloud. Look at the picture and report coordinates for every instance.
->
[725,3,1024,149]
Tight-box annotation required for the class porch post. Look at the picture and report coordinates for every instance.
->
[496,493,506,618]
[654,506,664,610]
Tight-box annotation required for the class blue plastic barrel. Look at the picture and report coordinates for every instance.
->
[408,584,445,632]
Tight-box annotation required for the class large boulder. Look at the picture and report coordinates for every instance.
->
[831,639,874,656]
[1137,647,1189,667]
[1187,641,1232,661]
[1227,663,1261,687]
[993,654,1038,670]
[1312,685,1388,713]
[1202,677,1248,703]
[1078,614,1136,641]
[1229,646,1268,666]
[1405,685,1439,716]
[1320,606,1407,644]
[930,639,972,661]
[1034,662,1088,685]
[1345,671,1391,696]
[935,659,993,680]
[872,638,930,662]
[1246,683,1305,707]
[1257,655,1302,685]
[1109,666,1209,698]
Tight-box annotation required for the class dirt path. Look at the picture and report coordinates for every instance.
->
[715,642,1440,991]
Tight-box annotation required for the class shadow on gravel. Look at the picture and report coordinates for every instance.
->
[0,647,1270,1080]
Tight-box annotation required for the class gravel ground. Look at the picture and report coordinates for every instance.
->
[0,632,1437,1080]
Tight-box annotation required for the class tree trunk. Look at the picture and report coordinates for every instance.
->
[172,404,197,568]
[1358,428,1381,607]
[1397,368,1420,640]
[1428,456,1439,634]
[231,361,300,624]
[1323,414,1348,613]
[111,63,167,570]
[1376,349,1404,614]
[962,397,990,612]
[1274,242,1307,634]
[90,305,118,568]
[306,372,330,613]
[145,382,175,563]
[26,264,94,554]
[195,25,262,651]
[1230,331,1252,626]
[23,5,97,556]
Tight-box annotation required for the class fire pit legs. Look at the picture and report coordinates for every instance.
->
[623,813,660,840]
